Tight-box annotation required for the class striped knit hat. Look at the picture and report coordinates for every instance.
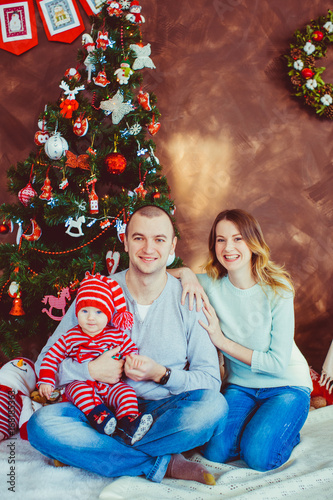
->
[75,272,133,330]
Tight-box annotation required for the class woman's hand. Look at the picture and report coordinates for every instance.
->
[169,267,209,311]
[200,302,253,366]
[199,301,226,350]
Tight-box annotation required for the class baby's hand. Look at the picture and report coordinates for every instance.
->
[125,354,162,382]
[39,383,54,400]
[126,353,143,369]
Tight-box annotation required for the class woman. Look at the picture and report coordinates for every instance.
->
[173,209,312,471]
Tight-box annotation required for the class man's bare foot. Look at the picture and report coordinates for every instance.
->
[165,453,216,485]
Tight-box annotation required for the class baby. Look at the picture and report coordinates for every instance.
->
[38,272,153,445]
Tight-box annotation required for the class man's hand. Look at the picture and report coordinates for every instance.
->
[88,346,124,384]
[124,354,166,383]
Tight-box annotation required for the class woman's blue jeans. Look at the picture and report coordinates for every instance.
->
[202,384,310,471]
[27,389,228,482]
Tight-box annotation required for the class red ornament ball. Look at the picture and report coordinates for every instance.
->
[313,30,324,41]
[18,182,37,206]
[301,68,314,79]
[0,222,10,234]
[34,130,50,146]
[105,152,127,174]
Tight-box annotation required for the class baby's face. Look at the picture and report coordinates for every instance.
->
[77,306,108,336]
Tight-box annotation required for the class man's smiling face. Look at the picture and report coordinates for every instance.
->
[124,211,176,277]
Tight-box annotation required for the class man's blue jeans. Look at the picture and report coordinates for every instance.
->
[202,384,310,471]
[27,389,228,482]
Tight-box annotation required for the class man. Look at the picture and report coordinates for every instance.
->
[27,206,228,484]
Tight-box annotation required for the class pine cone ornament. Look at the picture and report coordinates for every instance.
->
[290,48,302,58]
[291,75,301,86]
[305,56,316,67]
[304,94,316,106]
[324,104,333,119]
[322,84,333,94]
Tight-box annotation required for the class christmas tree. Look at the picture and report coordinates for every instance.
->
[0,1,179,360]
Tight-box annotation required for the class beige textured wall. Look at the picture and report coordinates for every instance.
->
[0,0,332,370]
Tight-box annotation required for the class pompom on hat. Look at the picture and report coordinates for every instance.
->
[75,272,133,331]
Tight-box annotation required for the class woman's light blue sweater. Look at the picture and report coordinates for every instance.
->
[197,274,312,390]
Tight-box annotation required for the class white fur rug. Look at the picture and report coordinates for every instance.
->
[0,433,111,499]
[1,406,333,500]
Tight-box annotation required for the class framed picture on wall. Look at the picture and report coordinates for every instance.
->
[39,0,80,36]
[80,0,104,16]
[0,1,32,42]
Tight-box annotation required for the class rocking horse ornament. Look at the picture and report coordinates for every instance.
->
[42,287,71,321]
[65,215,86,237]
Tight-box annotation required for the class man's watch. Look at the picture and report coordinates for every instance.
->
[158,367,171,385]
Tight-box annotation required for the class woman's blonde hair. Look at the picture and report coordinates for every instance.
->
[204,209,294,295]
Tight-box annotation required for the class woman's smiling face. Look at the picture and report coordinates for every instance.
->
[215,219,252,275]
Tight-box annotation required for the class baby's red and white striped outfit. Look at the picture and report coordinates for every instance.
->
[38,325,139,418]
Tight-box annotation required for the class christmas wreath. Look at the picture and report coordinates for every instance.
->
[286,10,333,118]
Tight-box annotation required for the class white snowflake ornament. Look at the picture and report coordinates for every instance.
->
[100,90,134,124]
[130,43,155,70]
[129,123,142,135]
[120,0,131,9]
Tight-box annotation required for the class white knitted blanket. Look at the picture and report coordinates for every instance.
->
[320,341,333,394]
[1,406,332,500]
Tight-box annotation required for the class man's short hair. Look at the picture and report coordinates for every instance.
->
[125,205,176,238]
